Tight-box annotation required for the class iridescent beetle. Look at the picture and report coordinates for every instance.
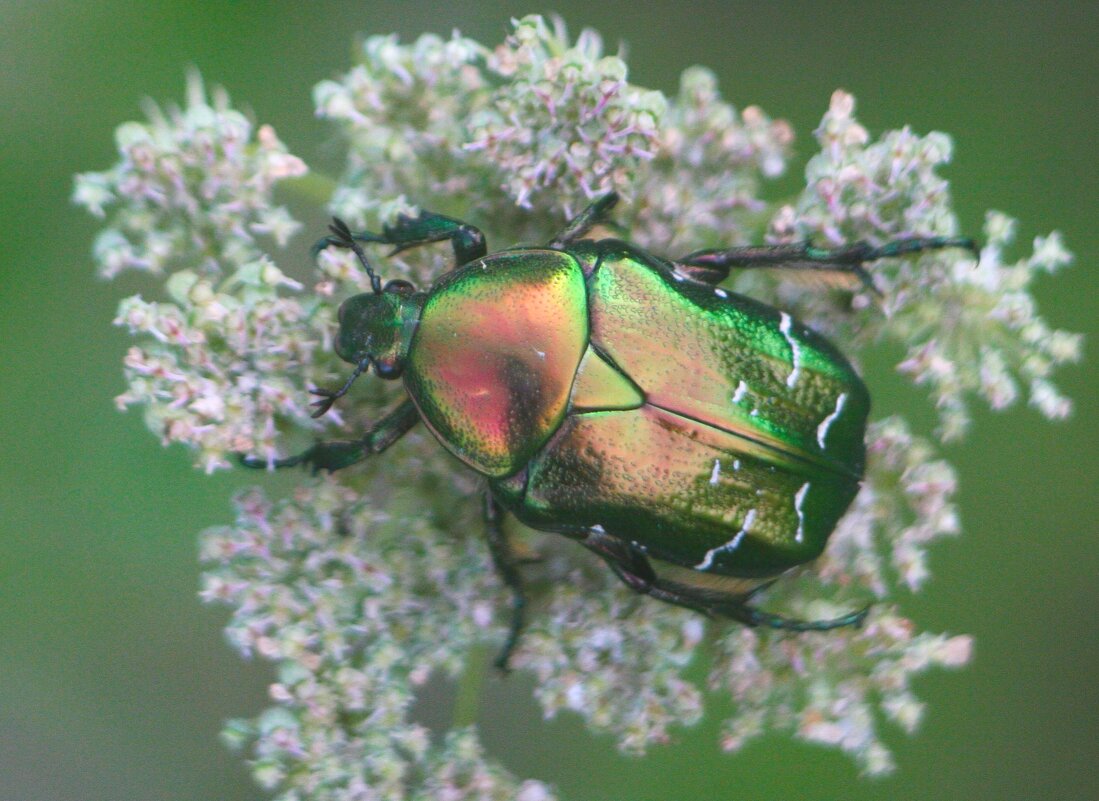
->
[244,193,973,669]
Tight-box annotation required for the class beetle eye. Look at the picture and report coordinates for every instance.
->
[384,279,415,296]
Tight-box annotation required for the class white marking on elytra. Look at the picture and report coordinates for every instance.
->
[695,549,717,571]
[533,348,546,360]
[779,312,802,389]
[714,287,728,298]
[695,508,757,570]
[793,482,810,543]
[591,524,606,534]
[732,380,749,404]
[709,459,722,485]
[816,392,849,449]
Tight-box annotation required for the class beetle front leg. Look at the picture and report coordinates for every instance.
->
[675,236,978,291]
[239,398,420,473]
[483,494,527,673]
[314,212,487,269]
[373,211,488,265]
[547,192,620,247]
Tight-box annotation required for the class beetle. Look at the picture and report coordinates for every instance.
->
[243,192,973,670]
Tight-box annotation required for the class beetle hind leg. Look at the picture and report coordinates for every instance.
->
[483,494,527,673]
[675,236,979,292]
[718,599,870,632]
[581,527,867,633]
[581,527,717,616]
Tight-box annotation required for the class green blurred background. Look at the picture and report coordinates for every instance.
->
[1,2,1095,799]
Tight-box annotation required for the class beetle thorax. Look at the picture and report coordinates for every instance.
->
[402,249,590,477]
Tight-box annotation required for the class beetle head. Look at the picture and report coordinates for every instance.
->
[335,279,423,379]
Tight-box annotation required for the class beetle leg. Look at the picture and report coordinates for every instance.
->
[581,528,715,614]
[675,236,979,292]
[377,211,489,265]
[581,528,868,632]
[238,398,420,473]
[314,211,488,267]
[580,527,657,583]
[548,192,620,247]
[310,228,384,259]
[483,494,527,673]
[718,600,870,632]
[308,357,373,418]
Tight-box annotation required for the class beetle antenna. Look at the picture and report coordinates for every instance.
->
[309,356,372,418]
[328,217,384,294]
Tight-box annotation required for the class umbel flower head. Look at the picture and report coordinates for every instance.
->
[76,15,1079,798]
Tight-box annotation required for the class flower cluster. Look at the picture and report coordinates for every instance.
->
[512,554,706,755]
[75,72,322,472]
[711,611,971,775]
[204,482,553,800]
[77,15,1079,799]
[702,415,973,775]
[311,15,670,252]
[312,31,491,230]
[629,66,793,254]
[111,262,323,472]
[818,417,961,595]
[75,69,306,279]
[765,91,1081,439]
[890,211,1080,438]
[470,16,666,214]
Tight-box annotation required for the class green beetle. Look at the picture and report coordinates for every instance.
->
[244,193,972,669]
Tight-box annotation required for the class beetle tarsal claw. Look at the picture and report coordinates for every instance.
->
[328,217,353,242]
[237,451,306,471]
[308,358,373,418]
[320,217,384,293]
[308,387,340,418]
[237,453,265,469]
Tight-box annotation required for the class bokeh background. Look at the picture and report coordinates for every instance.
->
[1,2,1095,800]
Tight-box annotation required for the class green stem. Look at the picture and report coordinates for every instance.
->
[451,644,490,728]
